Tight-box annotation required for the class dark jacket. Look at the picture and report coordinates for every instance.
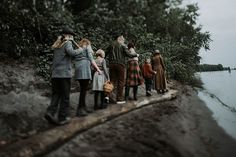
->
[51,40,81,78]
[106,41,137,66]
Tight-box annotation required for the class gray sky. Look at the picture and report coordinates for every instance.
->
[184,0,236,68]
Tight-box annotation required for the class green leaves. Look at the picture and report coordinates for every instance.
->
[0,0,211,83]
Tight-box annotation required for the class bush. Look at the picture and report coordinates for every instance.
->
[0,0,211,84]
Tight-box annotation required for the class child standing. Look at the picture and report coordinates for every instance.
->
[92,49,110,110]
[142,58,156,96]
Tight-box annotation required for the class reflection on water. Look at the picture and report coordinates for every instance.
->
[197,70,236,139]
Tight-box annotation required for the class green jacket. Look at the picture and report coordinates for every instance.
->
[106,41,138,66]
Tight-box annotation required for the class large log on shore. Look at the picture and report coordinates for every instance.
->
[0,90,177,157]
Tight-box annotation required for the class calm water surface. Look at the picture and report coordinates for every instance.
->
[198,70,236,139]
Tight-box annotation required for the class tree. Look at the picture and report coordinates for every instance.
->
[0,0,211,83]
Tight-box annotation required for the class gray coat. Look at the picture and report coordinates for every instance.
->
[92,58,109,91]
[51,40,81,78]
[74,46,94,80]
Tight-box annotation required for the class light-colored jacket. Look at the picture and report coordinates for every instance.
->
[51,40,81,78]
[128,48,139,61]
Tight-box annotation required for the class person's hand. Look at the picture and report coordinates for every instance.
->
[97,69,102,75]
[78,47,83,51]
[154,71,157,74]
[70,36,74,40]
[137,54,140,57]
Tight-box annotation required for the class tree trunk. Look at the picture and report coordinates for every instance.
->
[32,0,42,42]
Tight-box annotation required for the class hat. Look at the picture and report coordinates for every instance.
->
[128,42,135,49]
[112,30,123,40]
[154,50,160,54]
[61,26,76,36]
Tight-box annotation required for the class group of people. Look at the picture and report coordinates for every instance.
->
[45,27,167,125]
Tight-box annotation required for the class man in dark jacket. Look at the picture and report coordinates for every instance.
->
[106,34,138,104]
[45,27,82,125]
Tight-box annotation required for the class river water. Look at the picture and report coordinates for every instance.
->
[197,70,236,139]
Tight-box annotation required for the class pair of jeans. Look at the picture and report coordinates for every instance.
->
[145,78,153,92]
[47,78,71,121]
[109,63,125,101]
[77,79,90,110]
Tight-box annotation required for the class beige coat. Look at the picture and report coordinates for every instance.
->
[152,55,167,90]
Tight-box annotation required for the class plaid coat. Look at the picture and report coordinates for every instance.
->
[126,60,144,86]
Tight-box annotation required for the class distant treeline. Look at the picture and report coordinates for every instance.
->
[198,64,231,72]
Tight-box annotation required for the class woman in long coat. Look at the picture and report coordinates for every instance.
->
[151,50,167,94]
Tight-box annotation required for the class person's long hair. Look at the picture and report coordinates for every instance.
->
[52,35,80,49]
[51,36,65,49]
[78,38,91,47]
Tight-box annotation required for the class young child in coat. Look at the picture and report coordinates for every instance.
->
[142,58,156,96]
[92,49,110,109]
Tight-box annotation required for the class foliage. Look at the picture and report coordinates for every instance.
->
[0,0,211,83]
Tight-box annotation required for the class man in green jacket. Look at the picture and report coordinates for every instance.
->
[106,34,138,104]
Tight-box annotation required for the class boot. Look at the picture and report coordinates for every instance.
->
[125,86,130,101]
[100,92,107,109]
[94,92,99,110]
[133,86,138,101]
[76,108,88,117]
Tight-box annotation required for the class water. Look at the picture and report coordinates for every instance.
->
[197,70,236,139]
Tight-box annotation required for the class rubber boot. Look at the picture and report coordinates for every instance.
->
[100,92,107,109]
[125,86,130,101]
[133,86,138,101]
[94,92,99,110]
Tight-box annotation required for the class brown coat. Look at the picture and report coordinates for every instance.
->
[152,55,167,90]
[142,62,156,79]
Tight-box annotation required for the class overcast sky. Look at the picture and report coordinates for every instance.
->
[184,0,236,67]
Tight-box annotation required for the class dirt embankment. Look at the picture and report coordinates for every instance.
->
[0,58,87,144]
[0,59,50,143]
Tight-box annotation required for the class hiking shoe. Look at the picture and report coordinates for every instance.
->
[146,91,152,96]
[84,107,94,113]
[100,104,108,109]
[44,112,57,124]
[94,105,100,110]
[117,101,126,104]
[58,117,71,125]
[76,109,88,117]
[105,97,109,103]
